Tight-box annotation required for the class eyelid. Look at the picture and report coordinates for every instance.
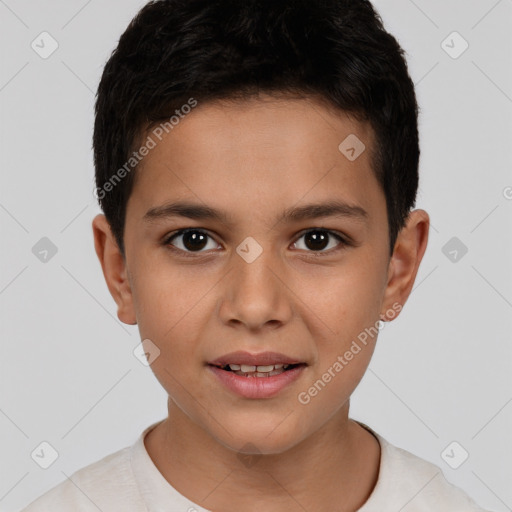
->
[164,227,214,243]
[163,227,351,256]
[163,228,221,257]
[293,227,348,243]
[292,228,349,254]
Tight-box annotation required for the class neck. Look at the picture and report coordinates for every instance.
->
[144,399,380,512]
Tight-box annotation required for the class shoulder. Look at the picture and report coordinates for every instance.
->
[386,441,486,510]
[359,426,492,512]
[20,446,145,512]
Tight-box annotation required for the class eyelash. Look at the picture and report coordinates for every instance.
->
[163,228,350,258]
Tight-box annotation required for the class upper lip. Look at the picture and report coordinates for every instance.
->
[208,351,305,367]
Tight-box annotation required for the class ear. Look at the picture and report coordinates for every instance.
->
[92,214,137,325]
[380,209,429,321]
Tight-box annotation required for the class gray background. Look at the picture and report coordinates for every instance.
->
[1,1,511,511]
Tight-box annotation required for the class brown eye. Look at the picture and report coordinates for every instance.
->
[166,229,219,253]
[293,229,346,253]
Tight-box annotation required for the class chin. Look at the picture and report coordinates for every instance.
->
[227,434,299,456]
[210,415,306,456]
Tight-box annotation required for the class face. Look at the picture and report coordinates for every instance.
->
[93,94,428,454]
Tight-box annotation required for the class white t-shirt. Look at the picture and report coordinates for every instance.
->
[20,420,491,512]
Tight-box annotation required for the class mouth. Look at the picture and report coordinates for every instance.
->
[208,362,306,378]
[206,351,308,397]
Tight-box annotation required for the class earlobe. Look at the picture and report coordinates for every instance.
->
[380,209,429,321]
[92,214,137,325]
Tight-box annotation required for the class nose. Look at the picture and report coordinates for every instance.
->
[217,245,293,332]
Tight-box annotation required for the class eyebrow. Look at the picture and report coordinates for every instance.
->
[143,200,368,225]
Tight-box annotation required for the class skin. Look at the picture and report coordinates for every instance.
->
[92,94,429,512]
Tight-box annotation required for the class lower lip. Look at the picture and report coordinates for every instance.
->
[207,365,306,399]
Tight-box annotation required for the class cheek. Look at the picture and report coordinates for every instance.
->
[297,256,385,396]
[128,267,215,401]
[300,259,385,337]
[296,312,378,421]
[130,259,209,339]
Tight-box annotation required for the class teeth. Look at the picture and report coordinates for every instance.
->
[224,363,297,377]
[256,365,274,372]
[229,363,291,372]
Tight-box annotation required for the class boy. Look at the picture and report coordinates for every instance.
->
[22,0,492,510]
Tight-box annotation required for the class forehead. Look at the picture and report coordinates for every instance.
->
[129,95,382,222]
